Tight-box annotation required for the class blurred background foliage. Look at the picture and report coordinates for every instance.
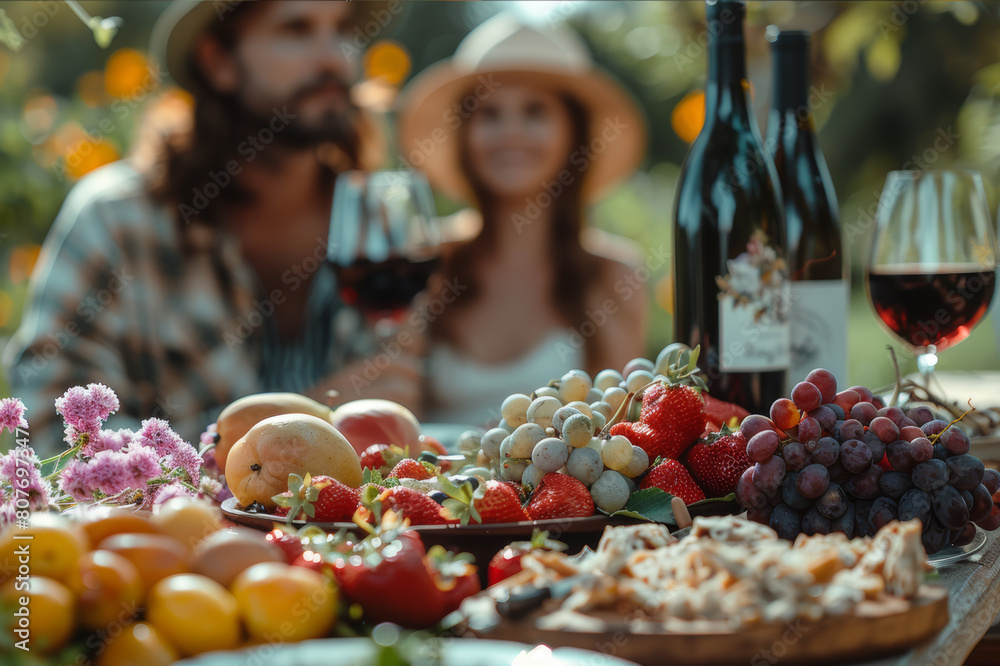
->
[1,0,1000,404]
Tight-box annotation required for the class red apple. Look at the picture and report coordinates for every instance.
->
[331,399,423,456]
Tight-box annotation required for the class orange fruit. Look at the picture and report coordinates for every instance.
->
[79,505,159,546]
[151,498,223,552]
[98,533,191,595]
[66,550,144,631]
[0,576,76,653]
[232,561,337,642]
[146,574,241,656]
[225,413,362,510]
[95,622,178,666]
[0,512,88,584]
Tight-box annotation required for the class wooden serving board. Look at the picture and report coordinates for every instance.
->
[465,585,948,665]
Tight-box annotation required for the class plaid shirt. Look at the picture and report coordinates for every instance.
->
[3,162,371,454]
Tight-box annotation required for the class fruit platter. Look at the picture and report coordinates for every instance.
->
[3,344,1000,664]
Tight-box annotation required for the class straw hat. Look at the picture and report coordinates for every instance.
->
[396,13,647,203]
[149,0,225,91]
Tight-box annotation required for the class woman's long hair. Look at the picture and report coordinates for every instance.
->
[431,94,602,373]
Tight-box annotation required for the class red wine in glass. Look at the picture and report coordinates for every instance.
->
[329,170,441,328]
[868,265,996,352]
[333,255,441,322]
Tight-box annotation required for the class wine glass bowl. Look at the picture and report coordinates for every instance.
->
[866,170,998,375]
[328,170,441,323]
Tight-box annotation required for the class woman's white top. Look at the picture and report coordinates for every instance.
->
[425,329,585,428]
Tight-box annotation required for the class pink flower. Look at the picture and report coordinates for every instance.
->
[86,384,120,420]
[55,386,102,443]
[151,481,194,507]
[0,502,17,530]
[169,442,204,484]
[1,447,50,511]
[0,397,28,433]
[199,423,218,448]
[123,446,162,488]
[198,476,224,501]
[0,447,40,486]
[83,428,134,456]
[86,450,130,497]
[59,460,94,502]
[136,418,183,458]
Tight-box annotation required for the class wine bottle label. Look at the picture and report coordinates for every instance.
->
[717,231,791,371]
[788,280,849,387]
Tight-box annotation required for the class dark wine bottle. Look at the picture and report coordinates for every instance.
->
[766,30,848,387]
[673,0,790,414]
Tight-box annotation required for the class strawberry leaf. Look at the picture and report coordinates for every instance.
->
[287,473,304,495]
[610,488,676,523]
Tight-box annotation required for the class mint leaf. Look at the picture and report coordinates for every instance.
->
[612,488,676,523]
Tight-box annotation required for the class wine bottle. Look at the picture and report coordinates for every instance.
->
[673,0,790,414]
[766,30,848,387]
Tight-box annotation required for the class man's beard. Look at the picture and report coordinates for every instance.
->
[235,71,360,151]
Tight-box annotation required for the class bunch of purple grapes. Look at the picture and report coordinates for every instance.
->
[734,369,1000,554]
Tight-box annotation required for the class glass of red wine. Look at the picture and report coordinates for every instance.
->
[328,170,441,336]
[866,170,997,383]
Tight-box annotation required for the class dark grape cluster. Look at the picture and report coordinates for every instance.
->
[735,369,1000,554]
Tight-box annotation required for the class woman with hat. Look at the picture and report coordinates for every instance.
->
[397,13,649,427]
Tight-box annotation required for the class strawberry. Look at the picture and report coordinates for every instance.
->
[525,473,594,521]
[487,530,565,586]
[379,486,455,525]
[640,382,706,458]
[640,459,706,504]
[610,421,674,460]
[685,426,749,498]
[360,443,406,474]
[476,480,530,524]
[703,395,750,433]
[272,473,359,523]
[264,527,305,564]
[424,544,481,615]
[388,458,436,480]
[333,529,446,628]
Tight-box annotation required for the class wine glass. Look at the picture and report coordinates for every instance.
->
[328,170,442,335]
[866,170,998,385]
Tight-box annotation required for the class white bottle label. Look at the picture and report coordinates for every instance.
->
[718,231,791,371]
[788,280,849,387]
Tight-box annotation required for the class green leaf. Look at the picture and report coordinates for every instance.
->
[610,489,735,524]
[612,488,676,523]
[303,503,315,518]
[305,486,319,502]
[287,473,304,495]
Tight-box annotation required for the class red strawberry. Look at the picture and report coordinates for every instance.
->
[424,544,481,614]
[264,527,305,564]
[639,381,707,458]
[640,459,706,504]
[487,530,565,586]
[525,473,594,521]
[379,486,454,525]
[388,458,435,480]
[475,480,530,524]
[685,428,749,498]
[360,444,406,474]
[272,474,359,522]
[333,530,446,628]
[703,395,750,433]
[609,421,673,461]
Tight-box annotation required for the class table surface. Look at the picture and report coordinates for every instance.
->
[860,528,1000,666]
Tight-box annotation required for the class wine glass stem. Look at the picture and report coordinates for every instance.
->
[916,346,938,391]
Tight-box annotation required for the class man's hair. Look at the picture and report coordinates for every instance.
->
[135,2,381,225]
